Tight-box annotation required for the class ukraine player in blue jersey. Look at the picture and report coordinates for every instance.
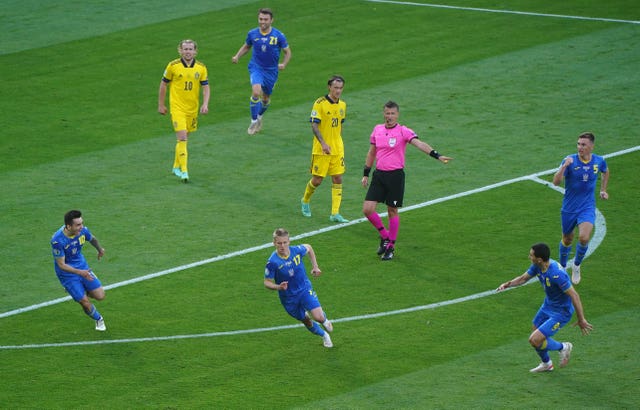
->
[232,8,291,135]
[497,243,593,373]
[264,228,334,348]
[51,210,107,331]
[553,132,609,284]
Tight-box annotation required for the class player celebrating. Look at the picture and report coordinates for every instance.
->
[300,75,349,223]
[264,228,334,348]
[51,210,107,331]
[552,132,609,284]
[231,8,291,135]
[158,39,210,183]
[497,243,593,373]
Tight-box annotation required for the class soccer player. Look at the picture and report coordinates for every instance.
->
[158,39,210,183]
[496,243,593,373]
[51,210,107,331]
[552,132,609,284]
[264,228,334,348]
[300,75,349,223]
[231,8,291,135]
[361,101,452,261]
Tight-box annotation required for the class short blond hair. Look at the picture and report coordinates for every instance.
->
[178,39,198,50]
[272,228,289,240]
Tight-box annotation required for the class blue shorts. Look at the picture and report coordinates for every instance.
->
[532,308,571,338]
[248,64,278,96]
[58,271,102,301]
[281,289,321,321]
[561,207,595,235]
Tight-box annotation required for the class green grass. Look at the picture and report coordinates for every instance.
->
[1,0,639,408]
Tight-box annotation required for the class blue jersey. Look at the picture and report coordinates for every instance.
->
[560,153,607,213]
[51,226,93,280]
[245,27,288,71]
[264,245,312,302]
[527,259,574,318]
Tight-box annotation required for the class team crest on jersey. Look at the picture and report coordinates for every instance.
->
[388,137,397,147]
[195,72,200,80]
[261,44,267,53]
[288,268,294,277]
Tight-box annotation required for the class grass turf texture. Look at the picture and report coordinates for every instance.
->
[1,0,639,408]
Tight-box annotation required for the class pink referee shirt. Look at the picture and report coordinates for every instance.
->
[369,124,418,171]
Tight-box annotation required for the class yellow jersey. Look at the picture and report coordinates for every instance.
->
[309,95,346,156]
[162,58,209,115]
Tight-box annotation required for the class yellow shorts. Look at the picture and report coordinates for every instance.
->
[171,112,198,133]
[310,154,345,177]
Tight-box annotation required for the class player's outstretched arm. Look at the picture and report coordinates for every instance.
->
[496,272,531,292]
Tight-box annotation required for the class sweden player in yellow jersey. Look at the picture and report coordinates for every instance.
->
[158,39,210,182]
[300,76,348,223]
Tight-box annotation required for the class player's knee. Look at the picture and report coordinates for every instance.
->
[91,288,106,301]
[528,335,544,349]
[311,310,324,323]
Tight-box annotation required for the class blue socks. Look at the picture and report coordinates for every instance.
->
[305,321,325,337]
[535,337,563,362]
[559,241,589,267]
[574,242,589,265]
[559,241,572,268]
[84,304,101,320]
[250,96,261,120]
[259,101,270,116]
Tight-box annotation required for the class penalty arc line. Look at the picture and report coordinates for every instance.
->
[2,147,630,350]
[4,145,635,320]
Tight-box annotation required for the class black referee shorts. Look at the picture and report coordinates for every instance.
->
[365,169,405,207]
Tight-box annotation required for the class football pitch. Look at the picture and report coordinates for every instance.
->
[1,0,639,408]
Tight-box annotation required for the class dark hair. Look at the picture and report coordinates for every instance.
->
[64,210,82,226]
[578,132,595,143]
[259,8,273,18]
[328,75,345,86]
[384,100,399,111]
[531,243,551,262]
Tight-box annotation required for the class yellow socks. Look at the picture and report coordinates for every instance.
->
[331,183,343,215]
[175,140,188,172]
[302,180,318,203]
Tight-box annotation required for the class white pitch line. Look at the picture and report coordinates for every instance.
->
[1,145,636,321]
[364,0,640,25]
[2,146,633,350]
